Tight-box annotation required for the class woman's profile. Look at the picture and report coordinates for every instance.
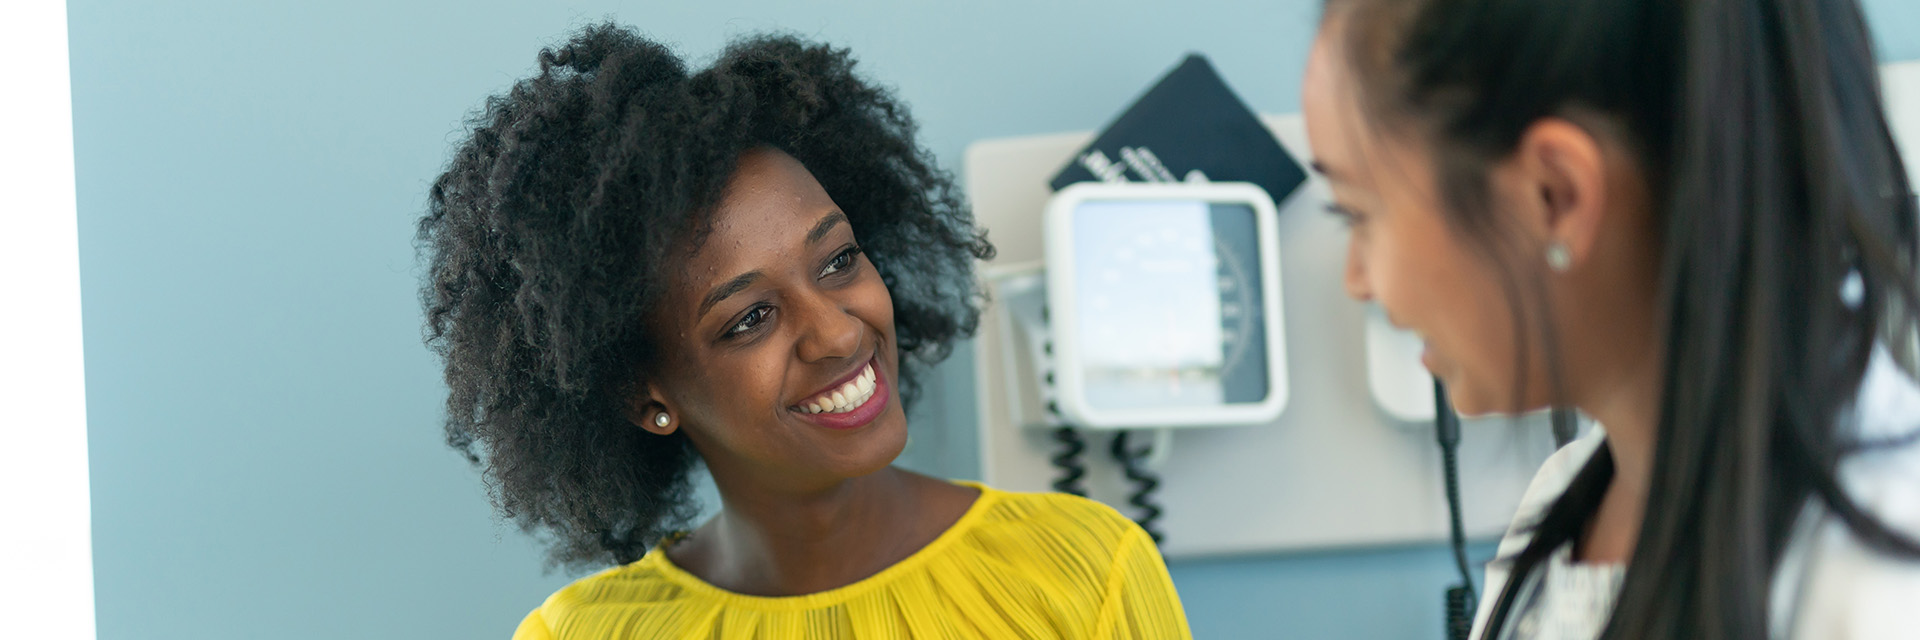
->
[1303,0,1920,638]
[418,23,1190,639]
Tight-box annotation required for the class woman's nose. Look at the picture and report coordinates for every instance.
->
[1343,239,1373,302]
[794,292,863,363]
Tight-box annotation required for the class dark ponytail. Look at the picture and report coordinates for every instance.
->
[1327,0,1920,638]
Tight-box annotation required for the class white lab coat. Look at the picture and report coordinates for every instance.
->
[1470,346,1920,639]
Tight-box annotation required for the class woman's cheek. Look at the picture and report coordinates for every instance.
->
[859,273,896,347]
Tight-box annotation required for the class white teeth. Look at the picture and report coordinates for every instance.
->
[800,363,880,415]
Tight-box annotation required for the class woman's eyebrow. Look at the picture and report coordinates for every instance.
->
[806,211,848,244]
[1310,160,1345,182]
[699,272,760,319]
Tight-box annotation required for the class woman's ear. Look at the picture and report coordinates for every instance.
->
[623,386,679,436]
[1514,118,1610,272]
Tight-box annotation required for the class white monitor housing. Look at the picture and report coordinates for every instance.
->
[1041,181,1289,429]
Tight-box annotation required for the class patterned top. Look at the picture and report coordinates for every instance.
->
[1503,545,1626,640]
[511,482,1191,639]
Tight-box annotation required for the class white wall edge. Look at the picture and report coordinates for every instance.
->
[0,0,98,636]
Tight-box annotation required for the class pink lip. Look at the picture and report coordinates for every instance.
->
[791,356,889,431]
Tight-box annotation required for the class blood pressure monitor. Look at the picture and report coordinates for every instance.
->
[1042,182,1289,429]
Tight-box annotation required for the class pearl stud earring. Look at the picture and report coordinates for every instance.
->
[654,413,671,428]
[1546,241,1572,273]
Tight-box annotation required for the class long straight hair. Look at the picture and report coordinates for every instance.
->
[1327,0,1920,638]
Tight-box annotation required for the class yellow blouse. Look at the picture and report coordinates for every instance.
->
[511,482,1190,639]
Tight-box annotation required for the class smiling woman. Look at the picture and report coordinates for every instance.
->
[418,23,1189,639]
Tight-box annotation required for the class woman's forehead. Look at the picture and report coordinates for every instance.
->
[666,149,846,306]
[1303,26,1369,183]
[696,150,838,257]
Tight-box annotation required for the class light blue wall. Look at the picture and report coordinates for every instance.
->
[69,2,1920,639]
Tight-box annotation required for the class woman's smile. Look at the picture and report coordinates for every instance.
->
[790,353,889,431]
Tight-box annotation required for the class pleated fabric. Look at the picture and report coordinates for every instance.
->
[511,482,1191,639]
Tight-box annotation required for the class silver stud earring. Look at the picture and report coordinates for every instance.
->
[1546,241,1572,273]
[654,413,671,428]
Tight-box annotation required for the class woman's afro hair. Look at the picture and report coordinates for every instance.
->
[418,23,992,571]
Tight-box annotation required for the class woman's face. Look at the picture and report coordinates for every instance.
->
[1301,23,1552,416]
[643,147,906,488]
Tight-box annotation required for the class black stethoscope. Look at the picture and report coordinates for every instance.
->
[1435,379,1580,640]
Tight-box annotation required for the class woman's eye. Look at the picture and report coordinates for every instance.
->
[820,245,863,277]
[1326,203,1366,228]
[726,305,772,337]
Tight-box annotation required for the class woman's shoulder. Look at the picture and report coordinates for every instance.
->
[1819,343,1920,552]
[963,482,1150,555]
[1774,506,1920,639]
[969,481,1139,526]
[509,556,691,640]
[945,482,1163,602]
[1771,346,1920,638]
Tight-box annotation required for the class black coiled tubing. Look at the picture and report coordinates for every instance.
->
[1050,423,1089,496]
[1110,430,1165,545]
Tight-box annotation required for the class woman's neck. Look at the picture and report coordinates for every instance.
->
[1573,349,1661,564]
[671,466,972,596]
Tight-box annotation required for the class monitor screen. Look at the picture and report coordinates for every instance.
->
[1069,199,1270,411]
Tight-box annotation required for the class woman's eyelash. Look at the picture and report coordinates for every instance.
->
[722,245,863,340]
[1325,203,1364,226]
[822,244,864,276]
[725,305,771,337]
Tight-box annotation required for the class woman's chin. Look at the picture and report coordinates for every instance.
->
[1441,381,1501,418]
[1445,384,1552,419]
[825,407,910,478]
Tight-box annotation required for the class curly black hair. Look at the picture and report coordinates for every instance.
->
[418,23,992,571]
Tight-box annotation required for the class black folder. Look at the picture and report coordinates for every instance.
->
[1049,54,1307,206]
